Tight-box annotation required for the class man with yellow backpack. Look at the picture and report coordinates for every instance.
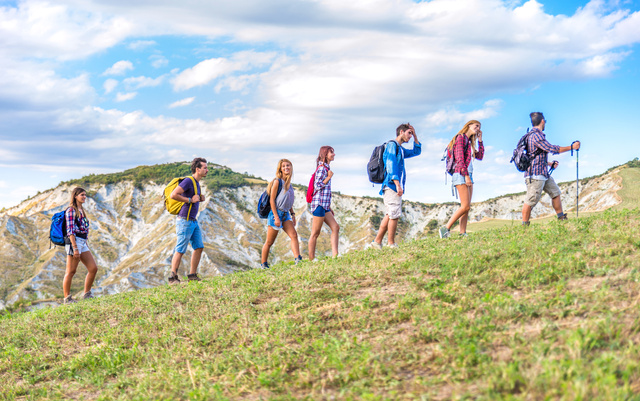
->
[165,157,208,284]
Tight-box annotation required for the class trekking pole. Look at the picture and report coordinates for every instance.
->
[571,141,579,217]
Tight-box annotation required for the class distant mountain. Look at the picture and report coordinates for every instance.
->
[0,160,635,311]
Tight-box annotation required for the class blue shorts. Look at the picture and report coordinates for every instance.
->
[452,173,474,186]
[175,218,204,254]
[312,206,330,217]
[267,210,291,231]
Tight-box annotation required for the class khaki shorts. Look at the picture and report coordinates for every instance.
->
[524,177,561,207]
[383,188,403,219]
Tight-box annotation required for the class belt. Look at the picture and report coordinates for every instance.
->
[177,216,197,222]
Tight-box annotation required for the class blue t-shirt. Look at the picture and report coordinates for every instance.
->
[178,177,201,220]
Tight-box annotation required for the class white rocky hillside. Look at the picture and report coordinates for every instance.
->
[0,164,626,310]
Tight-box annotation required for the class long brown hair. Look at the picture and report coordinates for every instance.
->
[316,146,334,164]
[267,159,293,194]
[69,187,87,217]
[447,120,480,154]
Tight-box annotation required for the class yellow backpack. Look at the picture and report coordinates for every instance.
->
[164,176,198,219]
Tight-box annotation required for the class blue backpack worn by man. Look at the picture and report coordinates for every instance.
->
[521,112,580,225]
[370,123,421,249]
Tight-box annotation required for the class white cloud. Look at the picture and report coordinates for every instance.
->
[128,40,156,50]
[168,97,195,108]
[150,55,169,68]
[115,92,137,102]
[122,75,165,90]
[103,78,118,94]
[103,60,134,76]
[423,100,505,132]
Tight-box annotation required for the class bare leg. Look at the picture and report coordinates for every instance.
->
[459,185,473,234]
[308,215,325,260]
[190,248,203,275]
[171,252,183,275]
[79,251,98,293]
[387,218,399,245]
[282,220,301,258]
[446,184,471,230]
[322,212,340,256]
[522,203,532,223]
[374,215,390,244]
[261,227,279,264]
[551,195,563,215]
[63,255,80,298]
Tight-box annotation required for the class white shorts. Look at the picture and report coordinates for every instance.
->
[66,237,90,256]
[383,188,403,219]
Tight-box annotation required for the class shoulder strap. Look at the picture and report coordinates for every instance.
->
[186,176,197,221]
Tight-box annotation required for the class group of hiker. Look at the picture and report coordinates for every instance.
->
[58,111,580,304]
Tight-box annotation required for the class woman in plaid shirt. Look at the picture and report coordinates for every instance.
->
[439,120,484,239]
[62,187,98,304]
[308,146,340,260]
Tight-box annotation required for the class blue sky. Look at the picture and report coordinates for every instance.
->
[1,0,639,209]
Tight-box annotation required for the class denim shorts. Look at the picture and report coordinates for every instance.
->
[175,218,204,254]
[452,173,474,186]
[65,237,90,256]
[312,206,330,217]
[267,210,291,231]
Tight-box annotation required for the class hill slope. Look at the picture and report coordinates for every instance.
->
[0,160,636,311]
[1,209,639,399]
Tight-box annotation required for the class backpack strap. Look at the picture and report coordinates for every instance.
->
[186,176,198,221]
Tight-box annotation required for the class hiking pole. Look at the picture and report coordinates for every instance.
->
[571,141,579,217]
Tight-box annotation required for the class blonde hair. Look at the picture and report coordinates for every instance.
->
[69,187,87,218]
[267,159,293,194]
[447,120,481,154]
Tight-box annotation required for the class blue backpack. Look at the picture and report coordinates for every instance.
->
[257,179,284,219]
[49,209,68,247]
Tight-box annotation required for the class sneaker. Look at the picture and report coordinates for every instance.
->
[63,295,77,304]
[370,241,383,250]
[294,255,303,265]
[438,226,450,239]
[187,273,201,282]
[260,262,270,269]
[83,291,94,300]
[558,213,568,221]
[459,233,468,238]
[168,273,181,285]
[387,243,398,249]
[522,221,530,226]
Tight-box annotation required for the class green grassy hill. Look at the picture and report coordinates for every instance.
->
[2,207,639,400]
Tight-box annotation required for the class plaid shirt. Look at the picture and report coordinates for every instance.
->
[65,207,89,237]
[311,162,331,211]
[453,134,484,176]
[525,128,560,179]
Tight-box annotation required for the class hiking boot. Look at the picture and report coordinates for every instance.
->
[187,273,201,282]
[168,273,181,285]
[387,243,398,249]
[438,226,450,239]
[558,213,568,221]
[260,262,270,269]
[370,241,382,250]
[294,255,303,265]
[83,291,94,300]
[63,295,77,304]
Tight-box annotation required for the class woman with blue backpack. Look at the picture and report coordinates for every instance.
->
[62,187,98,304]
[308,146,339,260]
[260,159,302,269]
[439,120,485,239]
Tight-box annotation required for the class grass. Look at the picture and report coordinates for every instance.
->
[1,208,640,400]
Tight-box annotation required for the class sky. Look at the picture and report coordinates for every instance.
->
[1,0,639,209]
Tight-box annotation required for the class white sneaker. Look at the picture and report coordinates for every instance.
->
[438,226,450,239]
[370,241,382,250]
[387,243,398,249]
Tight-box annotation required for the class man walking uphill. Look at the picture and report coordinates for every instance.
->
[521,112,580,225]
[168,157,208,284]
[371,123,421,249]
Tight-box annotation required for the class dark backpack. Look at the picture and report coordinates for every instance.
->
[49,209,68,247]
[511,129,542,172]
[257,179,284,219]
[367,140,399,184]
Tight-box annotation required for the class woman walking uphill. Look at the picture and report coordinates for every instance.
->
[439,120,485,238]
[62,187,98,304]
[308,146,339,260]
[261,159,302,269]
